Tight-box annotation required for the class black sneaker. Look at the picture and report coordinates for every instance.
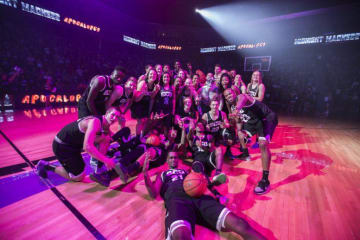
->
[114,162,129,184]
[239,150,250,161]
[90,172,111,187]
[254,179,270,195]
[36,160,48,178]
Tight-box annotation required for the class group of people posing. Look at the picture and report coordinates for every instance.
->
[36,62,276,240]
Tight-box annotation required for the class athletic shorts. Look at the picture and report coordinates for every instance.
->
[77,99,106,118]
[164,195,230,240]
[263,112,278,141]
[243,113,278,142]
[211,128,236,147]
[243,120,264,139]
[119,144,166,169]
[52,140,85,176]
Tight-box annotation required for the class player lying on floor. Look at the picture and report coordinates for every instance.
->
[143,150,266,240]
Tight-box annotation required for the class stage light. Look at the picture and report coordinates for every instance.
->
[196,2,331,46]
[195,9,200,13]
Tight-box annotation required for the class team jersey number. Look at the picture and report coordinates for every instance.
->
[239,109,251,122]
[170,174,184,182]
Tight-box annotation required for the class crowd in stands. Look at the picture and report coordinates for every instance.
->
[1,16,359,119]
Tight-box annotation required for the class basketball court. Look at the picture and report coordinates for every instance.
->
[0,107,359,239]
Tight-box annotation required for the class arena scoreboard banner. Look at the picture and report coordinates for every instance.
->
[64,17,100,32]
[294,32,360,45]
[20,2,60,21]
[123,35,183,51]
[1,0,60,21]
[140,41,156,49]
[123,35,140,45]
[238,42,266,49]
[1,1,100,32]
[200,47,217,53]
[200,42,267,53]
[20,94,82,106]
[1,0,18,8]
[123,35,157,49]
[157,45,182,51]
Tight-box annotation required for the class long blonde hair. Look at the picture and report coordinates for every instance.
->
[250,71,262,85]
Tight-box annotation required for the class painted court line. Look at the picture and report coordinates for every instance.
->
[0,130,106,240]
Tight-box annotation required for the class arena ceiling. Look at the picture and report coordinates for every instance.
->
[101,0,358,27]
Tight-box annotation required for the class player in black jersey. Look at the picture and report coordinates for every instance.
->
[236,94,278,195]
[246,71,266,149]
[115,77,136,128]
[143,151,266,240]
[246,71,265,102]
[78,65,127,118]
[111,77,136,115]
[224,88,238,118]
[131,69,160,136]
[233,74,247,95]
[175,97,198,137]
[152,72,176,132]
[114,129,171,184]
[35,107,121,181]
[202,98,230,182]
[187,120,226,185]
[224,88,248,160]
[90,127,182,186]
[202,98,230,145]
[89,76,136,174]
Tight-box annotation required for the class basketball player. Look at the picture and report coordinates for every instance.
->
[90,76,136,173]
[202,98,230,144]
[78,65,127,118]
[214,64,222,85]
[233,74,247,95]
[247,71,265,102]
[131,69,160,136]
[153,72,176,132]
[114,133,167,184]
[202,97,230,157]
[188,120,226,185]
[223,88,247,160]
[143,151,266,240]
[35,107,121,181]
[173,61,181,77]
[175,97,198,135]
[197,73,215,116]
[247,70,266,149]
[155,64,163,80]
[110,77,136,115]
[235,94,278,194]
[91,127,181,186]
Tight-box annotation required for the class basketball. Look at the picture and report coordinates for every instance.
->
[183,171,207,197]
[146,134,161,146]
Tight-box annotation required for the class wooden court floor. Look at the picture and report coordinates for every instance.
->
[0,108,359,240]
